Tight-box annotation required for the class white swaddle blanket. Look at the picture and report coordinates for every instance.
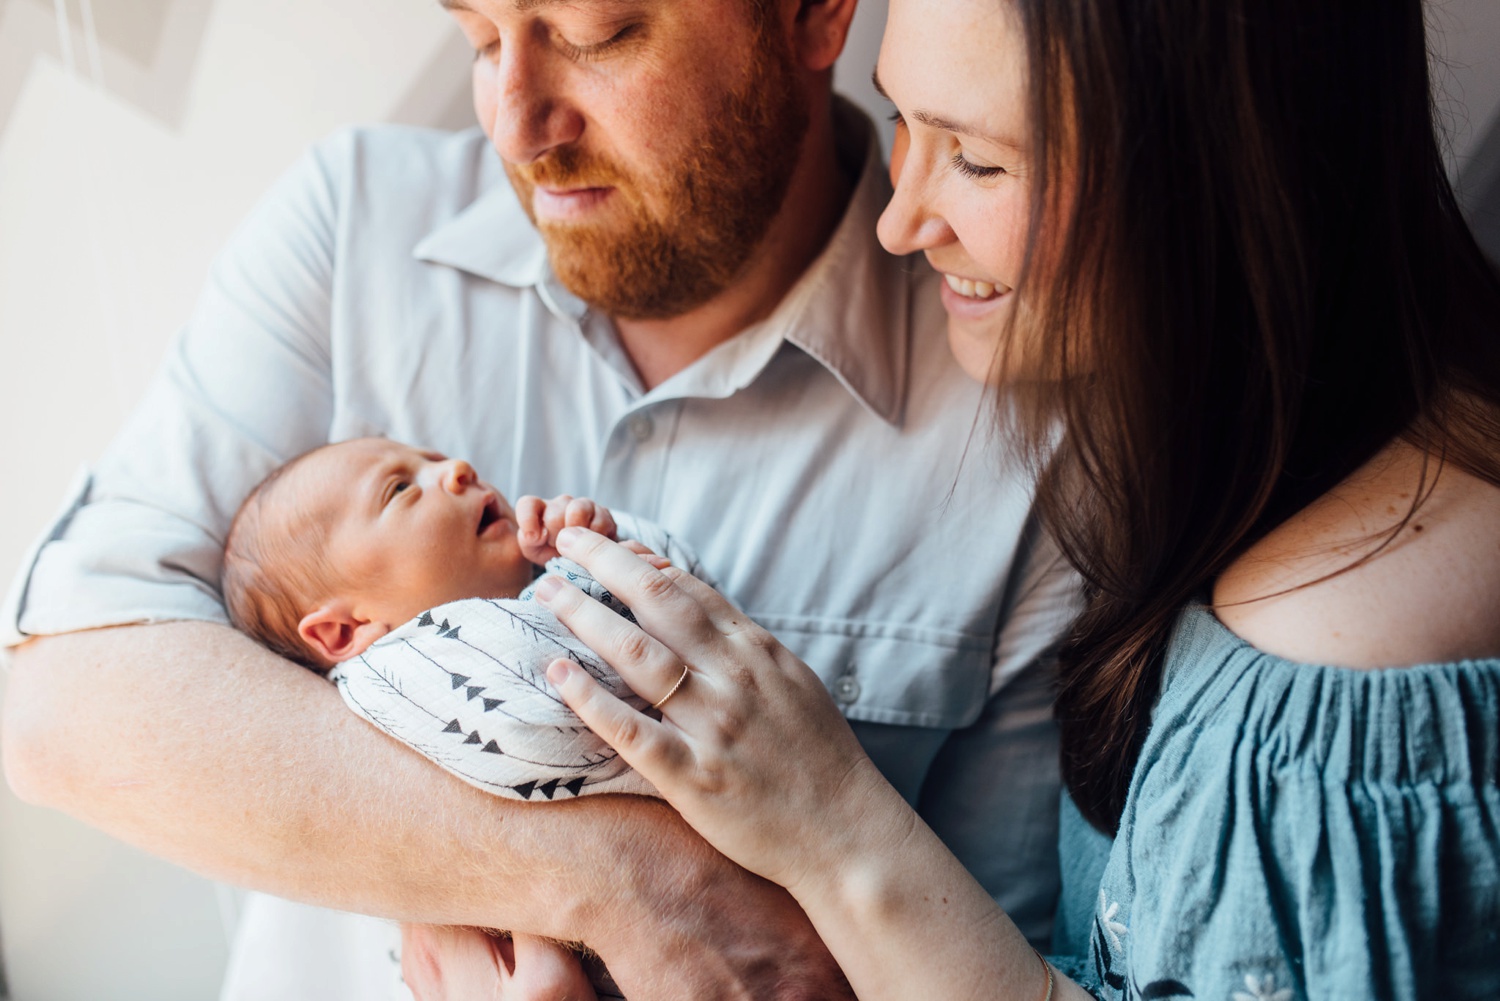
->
[328,514,703,802]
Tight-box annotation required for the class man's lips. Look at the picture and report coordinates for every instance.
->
[532,185,614,221]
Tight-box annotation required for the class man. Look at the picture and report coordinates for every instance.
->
[2,0,1074,996]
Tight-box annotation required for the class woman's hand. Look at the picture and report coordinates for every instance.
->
[535,527,913,896]
[538,529,1075,1001]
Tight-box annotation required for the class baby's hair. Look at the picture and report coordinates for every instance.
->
[222,444,345,669]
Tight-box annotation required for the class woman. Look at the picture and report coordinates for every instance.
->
[538,0,1500,996]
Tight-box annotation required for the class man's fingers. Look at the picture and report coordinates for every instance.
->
[547,659,686,779]
[510,934,599,1001]
[401,924,506,1001]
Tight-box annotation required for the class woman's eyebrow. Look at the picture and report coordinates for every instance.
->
[871,69,1025,151]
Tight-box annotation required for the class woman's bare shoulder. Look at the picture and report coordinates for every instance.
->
[1213,443,1500,669]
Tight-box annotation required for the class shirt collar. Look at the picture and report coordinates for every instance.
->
[413,100,914,424]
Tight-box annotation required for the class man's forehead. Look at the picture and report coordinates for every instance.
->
[438,0,649,14]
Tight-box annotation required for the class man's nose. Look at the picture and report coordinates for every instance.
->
[440,459,477,494]
[481,44,585,165]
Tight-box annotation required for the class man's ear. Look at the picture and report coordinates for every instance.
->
[298,603,391,665]
[791,0,860,73]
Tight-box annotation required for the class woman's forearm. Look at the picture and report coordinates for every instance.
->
[787,767,1085,1001]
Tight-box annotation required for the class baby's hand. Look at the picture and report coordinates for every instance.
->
[516,495,619,565]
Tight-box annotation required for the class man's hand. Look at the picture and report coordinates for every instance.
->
[3,624,848,1001]
[401,925,599,1001]
[517,495,619,564]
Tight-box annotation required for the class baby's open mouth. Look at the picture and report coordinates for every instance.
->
[477,496,503,536]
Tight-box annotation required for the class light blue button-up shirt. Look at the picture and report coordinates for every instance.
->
[4,103,1078,990]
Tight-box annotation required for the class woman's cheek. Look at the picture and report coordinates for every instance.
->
[889,125,910,190]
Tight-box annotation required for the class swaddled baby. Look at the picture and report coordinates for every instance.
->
[220,436,698,801]
[221,436,702,996]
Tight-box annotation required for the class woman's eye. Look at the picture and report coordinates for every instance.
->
[887,109,906,128]
[950,152,1006,179]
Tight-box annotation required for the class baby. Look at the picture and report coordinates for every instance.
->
[221,436,699,998]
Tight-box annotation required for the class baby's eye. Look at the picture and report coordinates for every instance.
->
[393,482,410,494]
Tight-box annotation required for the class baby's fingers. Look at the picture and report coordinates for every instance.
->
[547,659,691,782]
[514,496,553,562]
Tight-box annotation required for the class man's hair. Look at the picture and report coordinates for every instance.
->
[222,446,343,669]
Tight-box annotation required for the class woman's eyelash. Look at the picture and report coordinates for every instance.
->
[950,152,1005,179]
[888,109,905,126]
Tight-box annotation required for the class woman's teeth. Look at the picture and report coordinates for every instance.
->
[944,273,1004,300]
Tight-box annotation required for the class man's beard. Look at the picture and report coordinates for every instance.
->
[504,31,809,320]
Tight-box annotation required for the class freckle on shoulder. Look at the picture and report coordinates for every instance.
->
[1213,446,1500,669]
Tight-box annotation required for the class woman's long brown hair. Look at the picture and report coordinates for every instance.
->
[997,0,1500,832]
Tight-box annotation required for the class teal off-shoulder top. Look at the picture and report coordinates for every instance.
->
[1050,604,1500,1000]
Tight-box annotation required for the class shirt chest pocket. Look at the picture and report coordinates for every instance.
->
[755,616,996,730]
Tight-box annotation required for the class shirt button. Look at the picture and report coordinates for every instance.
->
[832,674,861,705]
[628,414,654,442]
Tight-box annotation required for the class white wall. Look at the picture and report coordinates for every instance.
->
[0,0,1495,998]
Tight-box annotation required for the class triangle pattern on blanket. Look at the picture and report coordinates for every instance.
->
[449,673,470,690]
[443,719,463,734]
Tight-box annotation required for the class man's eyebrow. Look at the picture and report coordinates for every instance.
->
[436,0,631,12]
[871,68,1025,151]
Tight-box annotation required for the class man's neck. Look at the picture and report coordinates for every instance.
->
[614,104,855,391]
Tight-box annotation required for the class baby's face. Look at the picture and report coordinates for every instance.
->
[295,438,534,626]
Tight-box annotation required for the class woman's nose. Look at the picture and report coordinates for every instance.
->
[877,146,956,256]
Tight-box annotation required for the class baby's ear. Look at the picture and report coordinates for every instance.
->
[298,603,391,665]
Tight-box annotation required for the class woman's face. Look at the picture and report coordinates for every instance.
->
[875,0,1035,383]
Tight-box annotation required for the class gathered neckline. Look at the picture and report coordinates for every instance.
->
[1181,602,1500,676]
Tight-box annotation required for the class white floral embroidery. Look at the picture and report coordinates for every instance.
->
[1231,972,1292,1001]
[1097,888,1129,953]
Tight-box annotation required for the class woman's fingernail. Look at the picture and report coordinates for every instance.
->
[546,660,575,686]
[535,575,562,601]
[557,526,582,549]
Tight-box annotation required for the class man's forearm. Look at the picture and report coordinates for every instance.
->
[4,622,856,999]
[3,621,693,936]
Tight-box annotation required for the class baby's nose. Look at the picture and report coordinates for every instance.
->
[442,459,477,492]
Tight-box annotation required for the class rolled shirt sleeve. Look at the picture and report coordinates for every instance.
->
[5,135,345,642]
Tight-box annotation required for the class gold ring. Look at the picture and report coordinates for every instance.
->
[651,666,690,709]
